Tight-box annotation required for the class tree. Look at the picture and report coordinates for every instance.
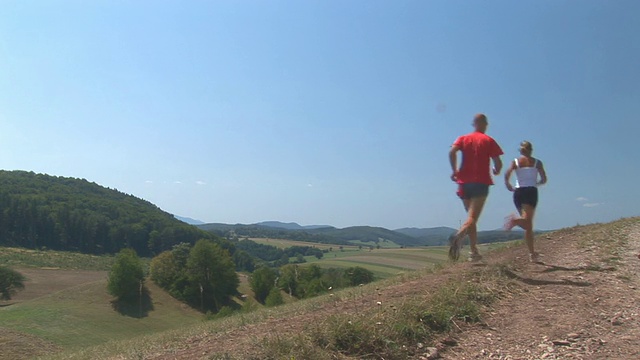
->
[0,266,25,300]
[149,251,178,289]
[107,248,144,302]
[264,287,284,307]
[294,253,306,263]
[278,264,299,297]
[344,266,375,286]
[250,266,277,304]
[233,250,255,272]
[186,239,239,312]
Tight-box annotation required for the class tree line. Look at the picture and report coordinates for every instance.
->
[234,239,324,264]
[250,264,375,305]
[0,171,253,264]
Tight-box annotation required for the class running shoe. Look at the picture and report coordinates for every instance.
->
[529,252,542,263]
[503,213,518,231]
[448,232,462,261]
[468,252,483,262]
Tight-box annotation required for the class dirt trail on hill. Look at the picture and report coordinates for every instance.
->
[145,219,639,360]
[441,219,640,360]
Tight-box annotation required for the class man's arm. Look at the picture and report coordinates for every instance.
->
[449,145,460,182]
[492,156,503,176]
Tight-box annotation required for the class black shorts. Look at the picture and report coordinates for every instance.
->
[457,183,489,200]
[513,187,538,211]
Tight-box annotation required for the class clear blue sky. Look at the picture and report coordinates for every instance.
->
[1,1,638,230]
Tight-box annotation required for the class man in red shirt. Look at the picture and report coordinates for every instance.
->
[448,114,503,262]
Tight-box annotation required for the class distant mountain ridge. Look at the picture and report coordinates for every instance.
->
[175,215,205,225]
[257,221,333,230]
[199,222,528,247]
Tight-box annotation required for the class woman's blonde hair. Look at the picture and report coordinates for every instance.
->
[520,141,533,156]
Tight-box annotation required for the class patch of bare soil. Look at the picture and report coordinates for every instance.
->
[440,219,640,360]
[0,328,60,360]
[1,268,107,305]
[139,219,640,360]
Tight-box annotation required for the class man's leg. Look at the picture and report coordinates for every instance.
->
[460,198,479,254]
[456,196,487,241]
[450,196,487,260]
[462,197,486,255]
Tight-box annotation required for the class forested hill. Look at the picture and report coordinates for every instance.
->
[0,170,219,257]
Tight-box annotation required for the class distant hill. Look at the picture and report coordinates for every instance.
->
[307,226,424,247]
[256,221,333,231]
[198,223,349,245]
[175,215,205,225]
[0,170,227,257]
[395,226,527,246]
[200,221,531,247]
[394,226,456,239]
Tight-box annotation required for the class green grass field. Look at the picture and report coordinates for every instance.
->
[0,241,516,359]
[304,246,449,278]
[249,237,514,279]
[302,242,513,278]
[0,275,202,352]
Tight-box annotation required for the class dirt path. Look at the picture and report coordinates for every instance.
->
[441,219,640,360]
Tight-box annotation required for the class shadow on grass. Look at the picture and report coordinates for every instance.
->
[502,268,591,287]
[111,286,154,318]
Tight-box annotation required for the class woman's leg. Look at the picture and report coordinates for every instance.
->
[512,204,536,254]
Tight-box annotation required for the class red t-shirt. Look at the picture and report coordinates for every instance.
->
[453,131,503,185]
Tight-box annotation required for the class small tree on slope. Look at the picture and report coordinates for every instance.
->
[107,248,144,302]
[0,266,25,300]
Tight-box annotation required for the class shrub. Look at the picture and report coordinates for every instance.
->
[264,287,284,307]
[0,266,26,300]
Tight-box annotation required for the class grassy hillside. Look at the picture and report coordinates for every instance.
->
[0,247,202,359]
[0,246,119,271]
[49,218,639,360]
[0,278,202,351]
[0,170,224,257]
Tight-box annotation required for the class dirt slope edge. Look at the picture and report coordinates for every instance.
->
[442,218,640,360]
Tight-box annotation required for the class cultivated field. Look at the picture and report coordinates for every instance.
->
[248,237,360,250]
[307,243,511,278]
[249,238,513,278]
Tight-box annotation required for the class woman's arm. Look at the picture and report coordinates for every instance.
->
[537,160,547,185]
[504,160,516,191]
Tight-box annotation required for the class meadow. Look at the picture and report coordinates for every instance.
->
[250,238,512,278]
[0,247,201,359]
[0,240,515,359]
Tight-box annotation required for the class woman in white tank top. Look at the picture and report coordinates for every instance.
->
[503,141,548,263]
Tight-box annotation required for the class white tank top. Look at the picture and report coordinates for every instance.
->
[514,158,539,188]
